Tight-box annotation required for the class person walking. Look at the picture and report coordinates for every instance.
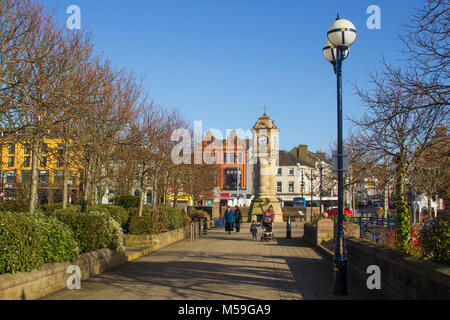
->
[262,205,276,232]
[234,206,242,233]
[250,220,259,240]
[224,206,235,235]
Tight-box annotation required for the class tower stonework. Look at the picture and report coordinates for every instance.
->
[248,113,283,223]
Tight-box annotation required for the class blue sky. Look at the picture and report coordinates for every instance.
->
[42,0,424,154]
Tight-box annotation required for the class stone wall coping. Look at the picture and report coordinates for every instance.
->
[0,248,125,291]
[346,238,450,286]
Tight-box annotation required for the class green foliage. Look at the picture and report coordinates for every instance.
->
[55,211,123,254]
[128,206,189,235]
[129,216,155,235]
[161,206,188,230]
[0,212,79,274]
[91,205,129,228]
[32,213,80,264]
[39,203,63,214]
[0,201,29,213]
[420,218,450,264]
[395,198,412,253]
[113,195,139,209]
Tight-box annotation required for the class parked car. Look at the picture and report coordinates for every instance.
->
[324,208,353,216]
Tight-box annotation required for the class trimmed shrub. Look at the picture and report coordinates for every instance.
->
[0,212,44,273]
[162,207,188,230]
[0,201,29,213]
[420,218,450,264]
[91,205,129,228]
[55,211,123,254]
[114,195,139,209]
[0,212,79,274]
[129,216,155,235]
[127,206,189,235]
[32,213,80,264]
[40,203,63,214]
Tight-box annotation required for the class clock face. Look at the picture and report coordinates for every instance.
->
[257,135,268,147]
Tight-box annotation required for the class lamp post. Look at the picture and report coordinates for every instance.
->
[301,168,305,207]
[322,15,357,296]
[305,169,318,219]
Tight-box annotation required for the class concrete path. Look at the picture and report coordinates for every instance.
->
[42,223,385,300]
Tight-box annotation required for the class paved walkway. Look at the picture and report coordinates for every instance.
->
[42,223,385,300]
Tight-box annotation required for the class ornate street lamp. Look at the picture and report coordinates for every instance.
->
[322,15,357,295]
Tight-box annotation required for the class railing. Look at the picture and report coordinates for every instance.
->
[190,222,200,241]
[190,219,208,241]
[359,216,396,244]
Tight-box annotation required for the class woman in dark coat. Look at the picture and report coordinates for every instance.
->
[234,206,242,233]
[224,206,235,234]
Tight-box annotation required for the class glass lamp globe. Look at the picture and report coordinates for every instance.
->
[327,18,357,47]
[323,40,349,62]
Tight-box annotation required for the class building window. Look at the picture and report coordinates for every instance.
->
[21,170,31,184]
[9,143,15,154]
[23,156,31,167]
[8,156,15,167]
[54,171,64,184]
[229,153,236,164]
[223,153,227,164]
[237,153,242,164]
[223,167,241,190]
[289,168,295,176]
[277,182,282,193]
[277,168,282,175]
[5,171,16,183]
[24,144,31,155]
[289,182,295,192]
[39,170,49,183]
[41,143,48,154]
[40,156,47,167]
[57,158,63,167]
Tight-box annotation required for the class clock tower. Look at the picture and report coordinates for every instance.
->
[248,113,283,223]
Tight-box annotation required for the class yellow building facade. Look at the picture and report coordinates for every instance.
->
[0,139,82,203]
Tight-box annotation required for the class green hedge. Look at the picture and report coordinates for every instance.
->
[420,218,450,264]
[91,205,129,228]
[128,206,190,235]
[55,211,123,254]
[0,212,79,274]
[0,201,29,213]
[129,216,155,235]
[113,195,139,208]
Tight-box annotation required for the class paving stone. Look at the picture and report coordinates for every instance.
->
[42,223,385,300]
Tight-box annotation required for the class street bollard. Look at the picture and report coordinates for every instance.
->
[286,216,292,239]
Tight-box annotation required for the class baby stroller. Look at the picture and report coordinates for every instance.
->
[261,217,274,242]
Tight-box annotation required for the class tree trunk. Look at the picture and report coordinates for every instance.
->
[81,158,91,213]
[138,186,145,217]
[152,180,158,207]
[427,196,432,219]
[173,192,178,208]
[394,156,412,253]
[384,184,389,218]
[29,142,40,214]
[62,147,69,210]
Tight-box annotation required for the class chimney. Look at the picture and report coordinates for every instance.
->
[316,150,326,159]
[298,145,308,162]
